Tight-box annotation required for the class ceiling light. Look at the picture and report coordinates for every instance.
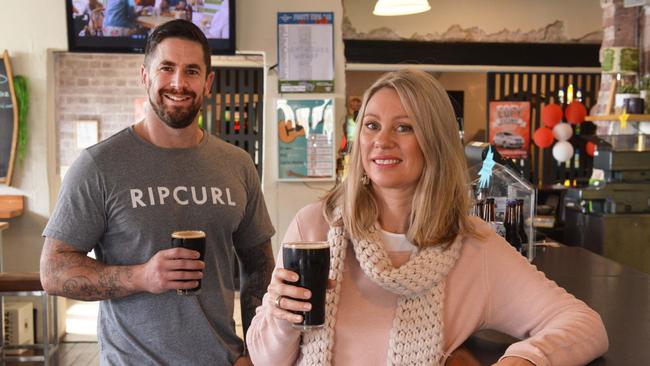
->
[373,0,431,16]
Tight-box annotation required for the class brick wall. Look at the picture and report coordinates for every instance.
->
[54,52,145,173]
[594,0,643,124]
[53,52,263,174]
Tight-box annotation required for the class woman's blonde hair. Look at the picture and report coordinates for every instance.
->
[324,69,477,247]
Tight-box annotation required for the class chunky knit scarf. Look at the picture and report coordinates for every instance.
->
[297,224,463,366]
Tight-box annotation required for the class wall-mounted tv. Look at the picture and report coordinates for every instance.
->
[66,0,235,54]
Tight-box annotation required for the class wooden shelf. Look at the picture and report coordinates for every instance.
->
[585,114,650,122]
[0,195,24,219]
[0,222,8,230]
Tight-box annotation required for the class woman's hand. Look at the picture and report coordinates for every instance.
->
[263,268,312,324]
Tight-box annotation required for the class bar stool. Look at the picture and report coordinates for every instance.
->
[0,272,58,365]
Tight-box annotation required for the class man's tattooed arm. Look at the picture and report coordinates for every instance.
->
[40,238,139,301]
[236,239,275,341]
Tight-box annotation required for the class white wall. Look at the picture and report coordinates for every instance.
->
[0,0,69,339]
[345,0,602,41]
[0,1,68,271]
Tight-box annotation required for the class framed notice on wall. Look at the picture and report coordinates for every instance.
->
[277,12,334,93]
[277,98,335,181]
[488,101,530,159]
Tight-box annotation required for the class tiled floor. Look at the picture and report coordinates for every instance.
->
[4,341,98,366]
[57,341,99,366]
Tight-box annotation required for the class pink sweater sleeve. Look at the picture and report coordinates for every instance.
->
[481,228,609,365]
[247,203,329,366]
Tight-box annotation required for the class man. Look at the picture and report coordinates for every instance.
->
[40,19,274,365]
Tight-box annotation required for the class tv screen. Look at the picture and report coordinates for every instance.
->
[66,0,235,54]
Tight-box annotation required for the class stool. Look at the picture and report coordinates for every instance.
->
[0,272,58,365]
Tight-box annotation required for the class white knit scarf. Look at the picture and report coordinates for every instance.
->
[297,224,463,366]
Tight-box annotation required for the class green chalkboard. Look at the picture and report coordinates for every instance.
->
[0,50,18,185]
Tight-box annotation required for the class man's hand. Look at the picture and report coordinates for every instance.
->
[135,247,205,294]
[40,238,205,301]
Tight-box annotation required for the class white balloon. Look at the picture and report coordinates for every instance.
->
[552,141,574,162]
[552,123,573,141]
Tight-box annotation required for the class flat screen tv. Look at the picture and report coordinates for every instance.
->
[66,0,235,54]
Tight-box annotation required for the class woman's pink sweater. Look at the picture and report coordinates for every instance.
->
[247,202,608,365]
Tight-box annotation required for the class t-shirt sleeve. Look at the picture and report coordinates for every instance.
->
[42,150,106,252]
[232,157,275,249]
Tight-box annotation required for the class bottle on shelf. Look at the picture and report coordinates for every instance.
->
[505,200,523,254]
[472,199,484,218]
[484,198,495,223]
[484,198,506,238]
[515,199,529,245]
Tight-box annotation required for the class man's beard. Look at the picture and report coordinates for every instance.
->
[149,87,202,129]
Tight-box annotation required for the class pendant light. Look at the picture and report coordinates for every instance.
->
[373,0,431,16]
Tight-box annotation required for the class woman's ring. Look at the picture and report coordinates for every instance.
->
[274,295,285,309]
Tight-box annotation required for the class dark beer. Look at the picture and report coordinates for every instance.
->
[171,230,206,295]
[282,242,330,330]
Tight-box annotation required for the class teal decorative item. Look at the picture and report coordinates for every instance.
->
[478,146,495,189]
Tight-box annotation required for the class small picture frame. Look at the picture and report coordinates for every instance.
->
[75,120,99,150]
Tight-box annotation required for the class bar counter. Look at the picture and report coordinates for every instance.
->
[464,245,650,365]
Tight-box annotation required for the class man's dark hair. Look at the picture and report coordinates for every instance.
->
[144,19,211,76]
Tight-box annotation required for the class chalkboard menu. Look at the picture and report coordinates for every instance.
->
[0,50,18,185]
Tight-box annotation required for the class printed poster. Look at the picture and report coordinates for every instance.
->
[277,12,334,93]
[488,101,530,159]
[277,99,335,180]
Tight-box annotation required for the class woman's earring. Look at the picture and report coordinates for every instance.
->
[361,172,370,185]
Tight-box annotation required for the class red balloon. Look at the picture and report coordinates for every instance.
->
[533,127,554,148]
[541,103,563,128]
[585,141,596,157]
[565,101,587,125]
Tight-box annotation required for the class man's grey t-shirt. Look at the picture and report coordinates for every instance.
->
[43,127,275,365]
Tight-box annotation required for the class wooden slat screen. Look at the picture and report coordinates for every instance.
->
[487,72,601,186]
[201,66,265,178]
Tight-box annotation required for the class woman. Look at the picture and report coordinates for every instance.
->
[247,69,608,365]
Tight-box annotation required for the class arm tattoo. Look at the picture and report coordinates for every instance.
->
[236,240,274,341]
[41,238,136,301]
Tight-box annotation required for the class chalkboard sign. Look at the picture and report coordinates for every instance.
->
[0,50,18,185]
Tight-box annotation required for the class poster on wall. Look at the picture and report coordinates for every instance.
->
[277,98,335,181]
[488,101,530,159]
[277,12,334,93]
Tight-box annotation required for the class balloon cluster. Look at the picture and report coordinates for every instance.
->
[533,101,593,162]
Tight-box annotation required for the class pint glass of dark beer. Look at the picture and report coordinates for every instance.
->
[171,230,206,295]
[282,241,330,330]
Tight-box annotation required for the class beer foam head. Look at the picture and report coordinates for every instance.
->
[282,241,329,249]
[172,230,206,239]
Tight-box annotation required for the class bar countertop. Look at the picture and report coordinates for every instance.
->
[465,245,650,365]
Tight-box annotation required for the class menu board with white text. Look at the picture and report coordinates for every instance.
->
[277,12,334,93]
